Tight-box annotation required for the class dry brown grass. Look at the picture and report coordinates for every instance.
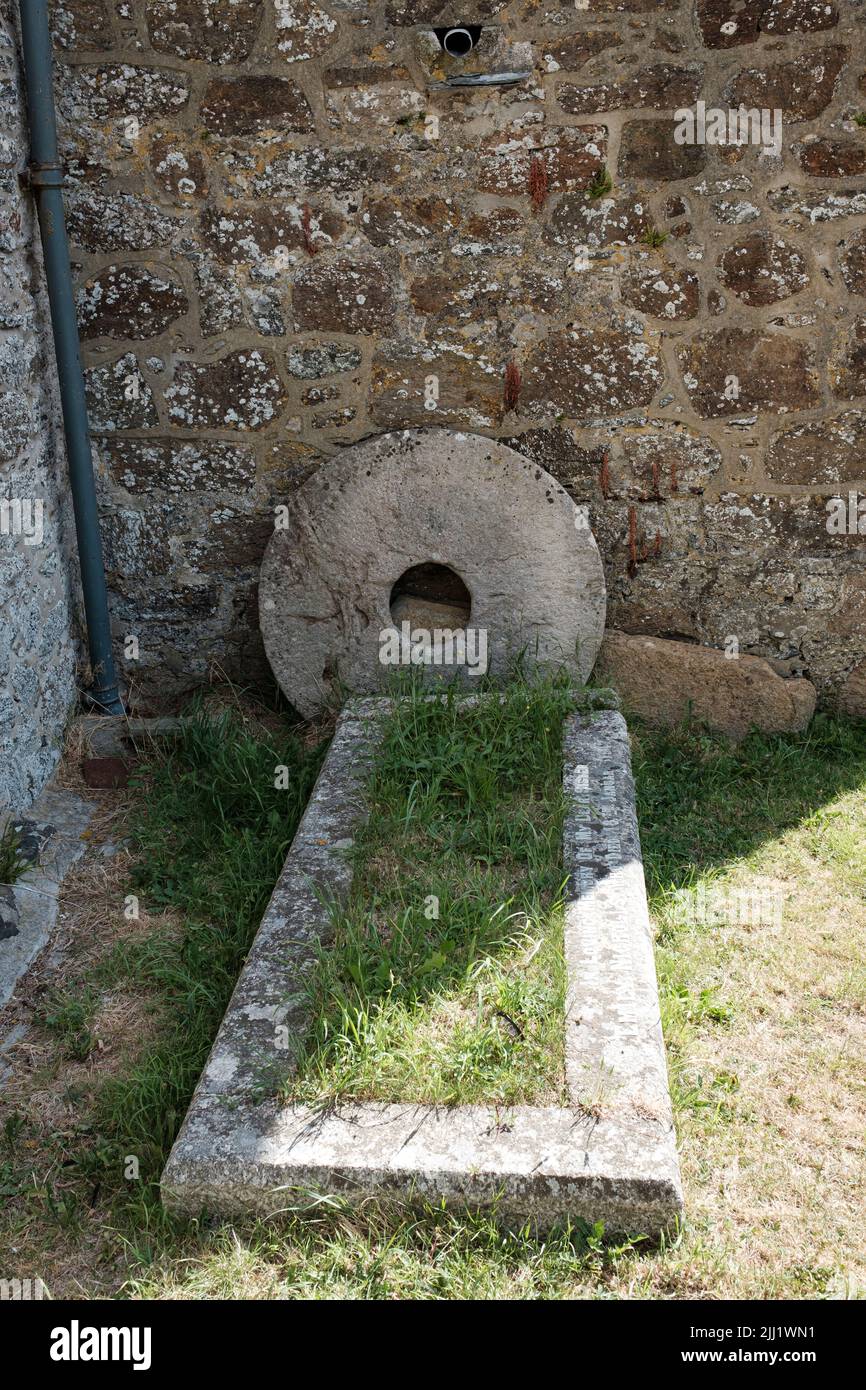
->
[0,771,179,1299]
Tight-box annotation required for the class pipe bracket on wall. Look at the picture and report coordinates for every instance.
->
[25,160,65,189]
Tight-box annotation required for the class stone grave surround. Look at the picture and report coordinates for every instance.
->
[259,428,608,715]
[161,701,683,1235]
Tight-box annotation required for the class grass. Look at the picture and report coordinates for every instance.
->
[95,706,327,1197]
[587,166,613,200]
[632,713,866,1146]
[37,986,101,1062]
[0,695,864,1298]
[0,702,328,1252]
[0,822,29,885]
[292,675,574,1107]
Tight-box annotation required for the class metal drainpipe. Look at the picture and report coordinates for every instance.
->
[17,0,124,715]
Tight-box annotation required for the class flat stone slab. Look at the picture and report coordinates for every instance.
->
[162,704,682,1236]
[0,787,94,1010]
[596,631,816,742]
[78,714,189,759]
[259,429,607,718]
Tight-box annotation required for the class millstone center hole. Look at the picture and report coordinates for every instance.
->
[389,562,472,629]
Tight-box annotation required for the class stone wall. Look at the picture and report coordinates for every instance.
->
[52,0,866,707]
[1,1,78,812]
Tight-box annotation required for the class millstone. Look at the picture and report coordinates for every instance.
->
[259,428,607,717]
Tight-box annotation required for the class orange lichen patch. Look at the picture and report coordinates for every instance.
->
[528,155,548,212]
[503,360,522,412]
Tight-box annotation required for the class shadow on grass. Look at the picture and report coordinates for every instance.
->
[632,709,866,908]
[85,702,328,1212]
